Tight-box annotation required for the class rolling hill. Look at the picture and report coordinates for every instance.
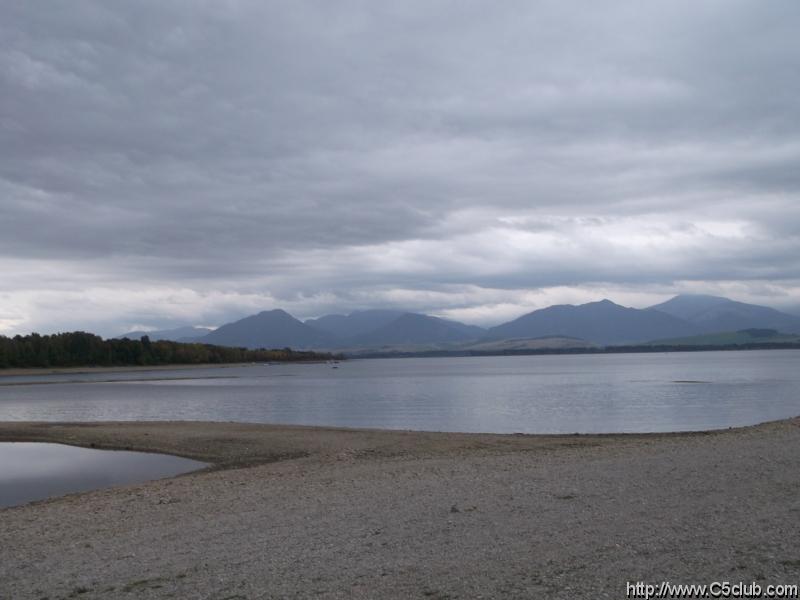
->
[646,328,800,347]
[462,336,595,352]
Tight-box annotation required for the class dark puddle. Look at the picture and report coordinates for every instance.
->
[0,442,207,509]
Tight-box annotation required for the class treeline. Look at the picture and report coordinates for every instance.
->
[0,331,335,369]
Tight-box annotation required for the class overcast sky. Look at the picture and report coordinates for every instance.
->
[2,1,800,336]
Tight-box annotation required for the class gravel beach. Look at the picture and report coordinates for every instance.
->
[1,419,799,599]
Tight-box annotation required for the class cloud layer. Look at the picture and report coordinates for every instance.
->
[2,1,800,335]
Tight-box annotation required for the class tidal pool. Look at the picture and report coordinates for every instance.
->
[0,442,207,509]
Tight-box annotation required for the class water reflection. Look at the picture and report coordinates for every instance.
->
[0,443,206,508]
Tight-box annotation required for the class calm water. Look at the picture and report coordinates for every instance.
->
[0,443,206,508]
[0,351,798,434]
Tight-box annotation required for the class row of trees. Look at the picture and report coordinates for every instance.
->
[0,332,334,369]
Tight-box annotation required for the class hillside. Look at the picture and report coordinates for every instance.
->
[486,300,698,346]
[350,313,485,347]
[650,295,800,334]
[305,310,405,339]
[646,328,800,347]
[462,336,595,352]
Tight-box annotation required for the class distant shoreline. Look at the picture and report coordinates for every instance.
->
[0,362,259,378]
[348,342,800,359]
[2,344,799,374]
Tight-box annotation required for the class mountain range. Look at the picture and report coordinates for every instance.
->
[484,299,697,346]
[116,294,800,352]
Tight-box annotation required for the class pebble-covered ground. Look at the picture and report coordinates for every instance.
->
[1,419,798,599]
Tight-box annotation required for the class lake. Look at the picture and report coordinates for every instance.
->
[0,350,798,434]
[0,442,206,508]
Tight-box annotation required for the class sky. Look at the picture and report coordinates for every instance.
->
[2,1,800,337]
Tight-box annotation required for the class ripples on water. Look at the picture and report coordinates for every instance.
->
[0,350,798,434]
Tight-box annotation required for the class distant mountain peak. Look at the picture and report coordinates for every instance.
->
[589,298,621,308]
[259,308,292,317]
[198,309,338,350]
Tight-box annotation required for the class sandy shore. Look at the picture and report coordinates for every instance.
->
[1,420,799,599]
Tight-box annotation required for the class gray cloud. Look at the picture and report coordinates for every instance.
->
[1,1,800,335]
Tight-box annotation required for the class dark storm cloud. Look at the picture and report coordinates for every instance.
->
[1,0,800,334]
